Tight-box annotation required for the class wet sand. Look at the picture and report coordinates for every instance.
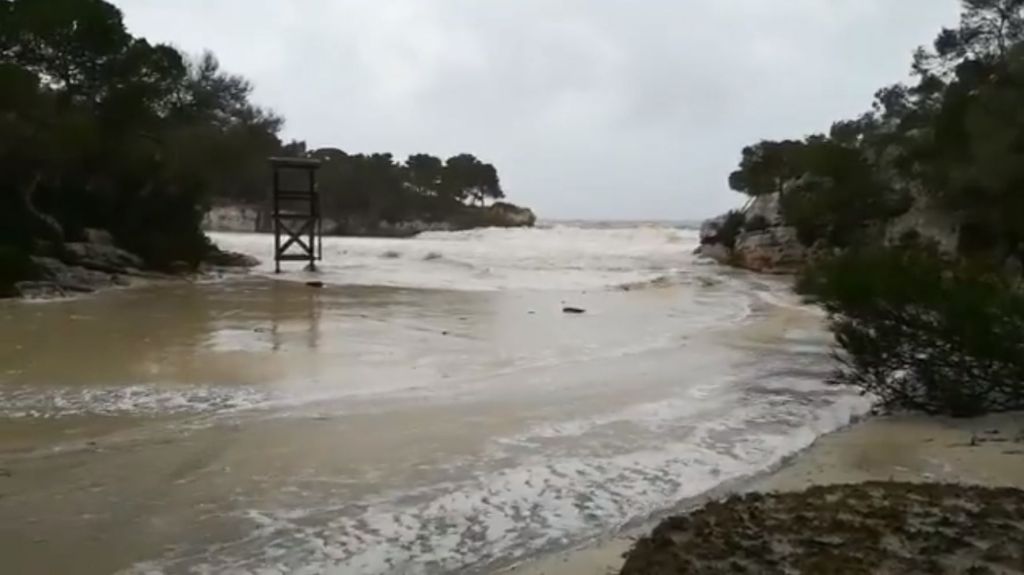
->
[508,412,1024,575]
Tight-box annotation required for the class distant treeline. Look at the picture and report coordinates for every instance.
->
[0,0,521,289]
[250,146,507,227]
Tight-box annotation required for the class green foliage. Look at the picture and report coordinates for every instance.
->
[743,215,770,233]
[729,136,905,248]
[305,149,507,226]
[798,247,1024,417]
[728,0,1024,260]
[723,0,1024,418]
[0,0,283,271]
[714,210,746,250]
[728,140,804,197]
[442,153,504,206]
[780,140,907,248]
[916,0,1024,77]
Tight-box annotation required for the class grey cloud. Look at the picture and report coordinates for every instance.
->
[118,0,961,220]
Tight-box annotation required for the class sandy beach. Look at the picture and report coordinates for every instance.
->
[507,412,1024,575]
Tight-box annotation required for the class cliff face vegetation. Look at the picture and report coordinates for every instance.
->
[705,0,1024,273]
[702,0,1024,417]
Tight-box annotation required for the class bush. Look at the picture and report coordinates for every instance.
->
[715,210,747,250]
[743,214,770,233]
[798,247,1024,417]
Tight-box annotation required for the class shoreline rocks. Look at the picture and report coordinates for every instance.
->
[202,202,537,238]
[697,193,808,274]
[697,188,970,276]
[5,230,262,300]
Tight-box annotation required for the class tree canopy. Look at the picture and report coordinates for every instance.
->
[0,0,517,290]
[727,0,1024,258]
[747,0,1024,417]
[0,0,285,267]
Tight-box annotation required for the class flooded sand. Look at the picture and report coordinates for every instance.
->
[0,228,869,574]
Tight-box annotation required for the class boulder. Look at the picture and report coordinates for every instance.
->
[486,202,537,227]
[884,193,960,255]
[83,228,115,246]
[699,214,730,245]
[696,243,732,265]
[205,249,261,268]
[202,204,265,233]
[698,192,807,273]
[62,242,144,273]
[31,256,119,293]
[732,226,806,274]
[745,192,784,226]
[15,281,67,299]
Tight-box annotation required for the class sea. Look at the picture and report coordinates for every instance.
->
[0,223,871,574]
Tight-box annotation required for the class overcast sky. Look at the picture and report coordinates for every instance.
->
[117,1,961,220]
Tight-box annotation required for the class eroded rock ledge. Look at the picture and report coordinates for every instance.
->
[696,193,808,274]
[8,230,258,300]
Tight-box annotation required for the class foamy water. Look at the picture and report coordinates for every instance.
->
[212,225,698,291]
[0,225,869,575]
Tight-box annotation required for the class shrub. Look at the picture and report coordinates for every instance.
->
[798,247,1024,417]
[744,214,770,233]
[715,210,747,250]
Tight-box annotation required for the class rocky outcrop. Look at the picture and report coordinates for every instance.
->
[14,241,154,297]
[884,192,960,255]
[483,202,537,227]
[62,242,145,273]
[14,281,68,300]
[7,232,156,299]
[744,192,784,226]
[732,226,807,274]
[203,204,266,233]
[203,249,261,269]
[204,202,537,237]
[697,186,971,275]
[697,193,807,274]
[4,225,264,299]
[30,256,131,293]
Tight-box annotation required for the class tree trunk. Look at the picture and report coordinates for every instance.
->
[18,173,64,245]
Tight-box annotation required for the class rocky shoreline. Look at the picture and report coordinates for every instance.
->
[694,190,966,275]
[695,194,809,275]
[203,201,538,237]
[4,230,259,300]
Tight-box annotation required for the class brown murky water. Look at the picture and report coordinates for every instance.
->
[0,233,867,575]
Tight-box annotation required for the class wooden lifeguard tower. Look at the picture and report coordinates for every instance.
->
[270,157,324,273]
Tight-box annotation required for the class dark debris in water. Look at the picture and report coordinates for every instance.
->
[620,482,1024,575]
